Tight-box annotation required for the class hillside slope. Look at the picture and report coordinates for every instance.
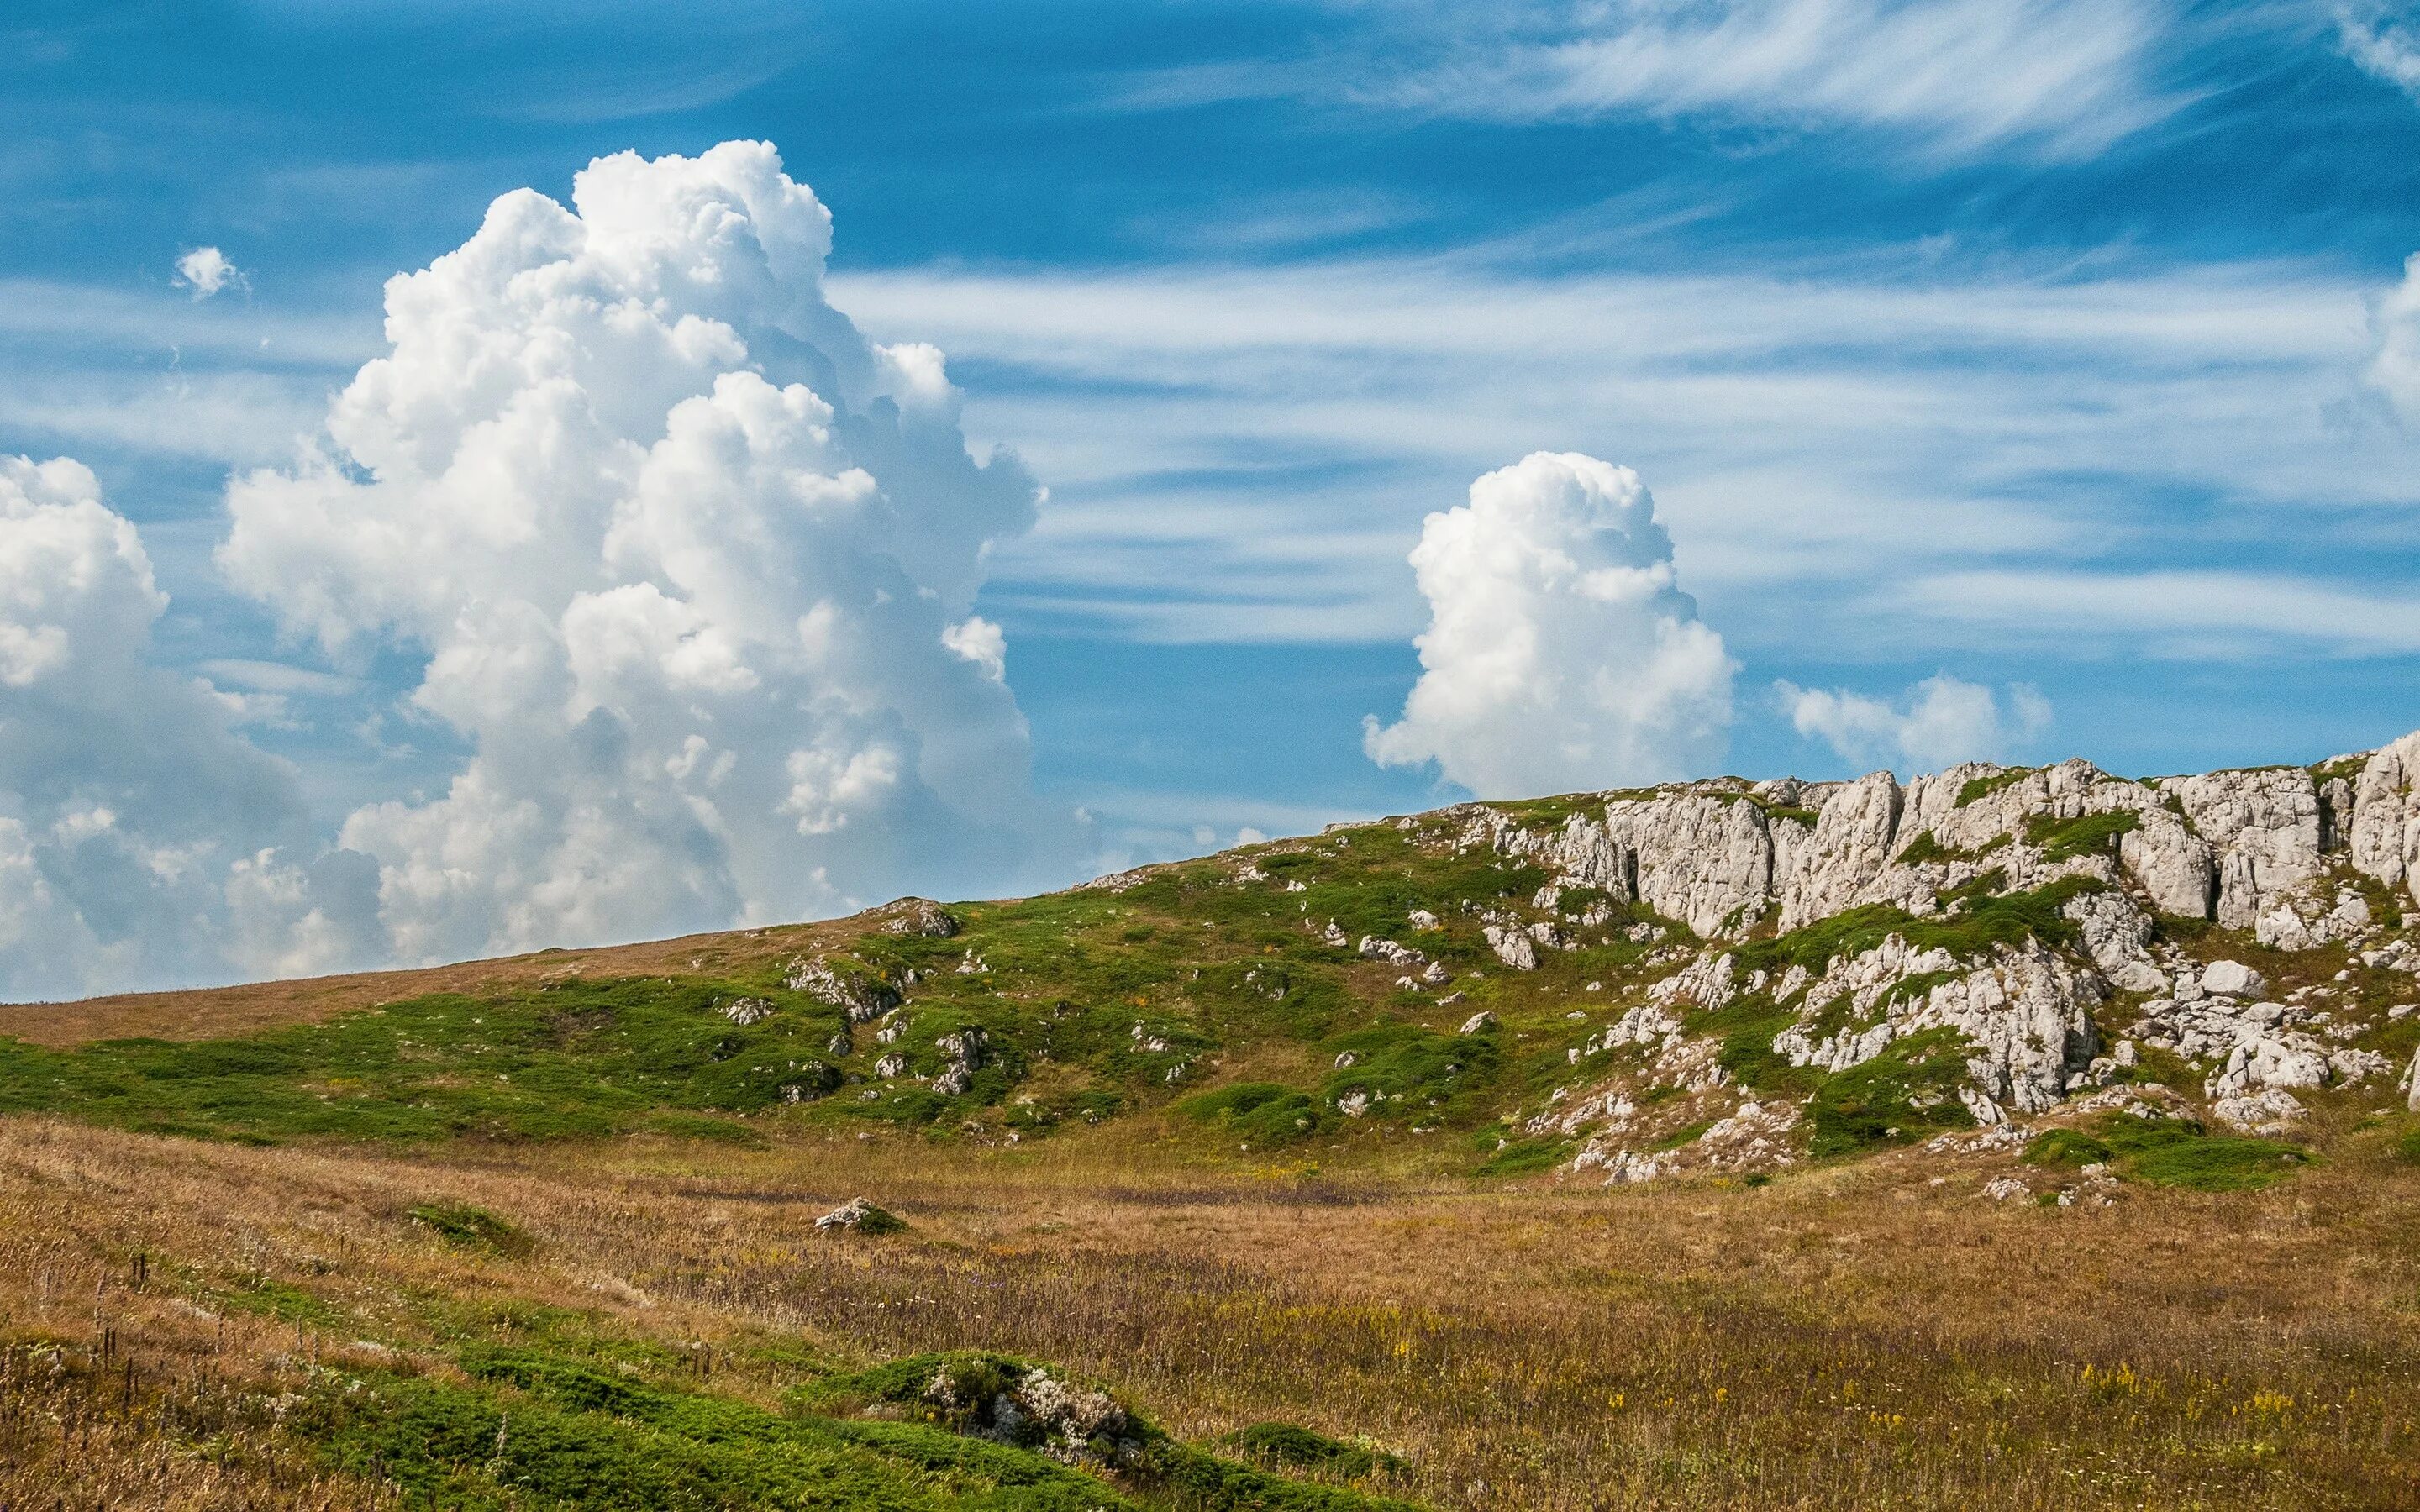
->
[9,736,2420,1510]
[8,731,2420,1195]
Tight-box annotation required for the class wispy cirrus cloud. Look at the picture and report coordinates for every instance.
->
[1110,0,2190,160]
[834,248,2420,660]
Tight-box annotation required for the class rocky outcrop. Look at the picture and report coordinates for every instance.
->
[2062,890,2166,994]
[1605,795,1776,937]
[2350,731,2420,908]
[786,957,902,1023]
[1477,740,2420,941]
[815,1197,907,1234]
[1784,935,2102,1115]
[2169,768,2324,929]
[1776,771,1902,929]
[876,897,961,937]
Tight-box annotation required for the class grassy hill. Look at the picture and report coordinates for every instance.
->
[5,796,2420,1509]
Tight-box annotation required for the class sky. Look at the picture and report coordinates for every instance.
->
[4,0,2420,994]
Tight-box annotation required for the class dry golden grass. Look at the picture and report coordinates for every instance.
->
[3,1112,2416,1509]
[0,916,865,1048]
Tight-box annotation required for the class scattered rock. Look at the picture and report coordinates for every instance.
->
[721,996,776,1026]
[878,898,961,937]
[2211,1088,2307,1133]
[1459,1010,1498,1035]
[786,958,902,1023]
[816,1198,907,1235]
[1483,924,1539,970]
[1358,936,1426,968]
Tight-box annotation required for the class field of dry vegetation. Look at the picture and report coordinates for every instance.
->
[4,1107,2417,1511]
[9,792,2420,1509]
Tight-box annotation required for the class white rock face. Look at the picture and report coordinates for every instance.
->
[2350,731,2420,908]
[2253,884,2371,951]
[2170,768,2324,929]
[1750,932,2101,1115]
[1604,794,1774,937]
[2200,959,2266,999]
[1777,772,1902,930]
[2062,890,2166,994]
[1902,940,2103,1113]
[2117,811,2214,918]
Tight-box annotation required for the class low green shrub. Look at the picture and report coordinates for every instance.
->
[408,1203,535,1258]
[1234,1422,1402,1479]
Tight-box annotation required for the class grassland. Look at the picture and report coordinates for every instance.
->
[4,1114,2420,1509]
[5,810,2420,1508]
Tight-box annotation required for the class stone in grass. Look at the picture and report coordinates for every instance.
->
[816,1197,908,1235]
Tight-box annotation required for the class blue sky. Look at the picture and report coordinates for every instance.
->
[5,0,2420,986]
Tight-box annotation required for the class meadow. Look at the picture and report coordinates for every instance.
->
[3,1104,2418,1510]
[5,805,2420,1509]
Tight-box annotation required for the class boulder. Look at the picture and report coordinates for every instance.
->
[2062,890,2166,994]
[2200,960,2266,999]
[1483,924,1539,970]
[815,1197,907,1235]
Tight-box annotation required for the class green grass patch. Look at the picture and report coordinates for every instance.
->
[1734,877,2096,983]
[1956,769,2035,806]
[1649,1117,1716,1152]
[409,1203,535,1258]
[2024,810,2140,863]
[2023,1129,2114,1168]
[2098,1116,2309,1192]
[1234,1423,1404,1481]
[1473,1133,1570,1176]
[296,1347,1151,1512]
[1803,1027,1976,1158]
[1896,830,1957,865]
[1318,1023,1502,1125]
[1180,1082,1332,1147]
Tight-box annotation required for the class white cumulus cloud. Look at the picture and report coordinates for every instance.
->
[0,456,377,998]
[2337,3,2420,99]
[1776,673,2052,771]
[219,141,1067,965]
[174,246,245,300]
[2371,251,2420,422]
[1364,451,1734,798]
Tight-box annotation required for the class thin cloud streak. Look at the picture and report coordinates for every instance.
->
[835,252,2420,656]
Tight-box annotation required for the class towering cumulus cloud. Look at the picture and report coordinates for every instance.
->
[0,458,372,998]
[1364,452,1733,797]
[222,142,1061,965]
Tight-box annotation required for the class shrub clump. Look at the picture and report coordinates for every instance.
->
[407,1203,534,1257]
[1234,1422,1404,1481]
[2098,1116,2308,1192]
[1181,1082,1332,1147]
